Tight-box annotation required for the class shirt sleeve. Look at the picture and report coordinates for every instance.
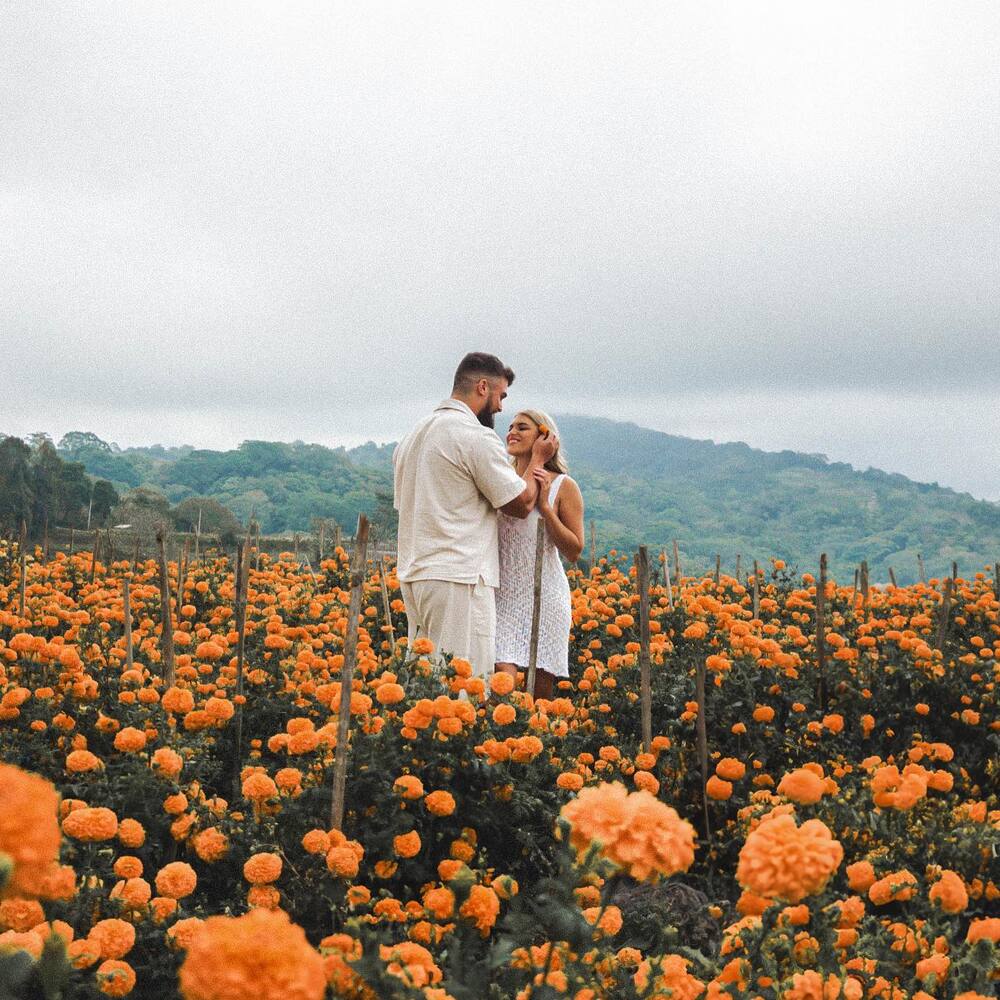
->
[466,431,526,509]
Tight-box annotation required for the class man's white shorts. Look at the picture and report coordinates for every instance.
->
[399,579,496,679]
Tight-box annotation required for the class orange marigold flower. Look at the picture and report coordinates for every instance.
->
[633,954,705,1000]
[393,831,421,859]
[490,672,515,696]
[424,791,456,817]
[965,917,1000,944]
[868,870,917,906]
[155,862,197,900]
[376,683,406,705]
[781,970,862,1000]
[241,772,278,802]
[192,826,228,863]
[492,703,516,725]
[113,857,143,880]
[178,909,326,1000]
[393,775,424,800]
[89,918,136,959]
[66,750,102,773]
[560,782,696,882]
[62,807,118,843]
[151,748,183,778]
[0,897,45,931]
[117,819,145,849]
[243,853,282,885]
[706,776,733,800]
[380,940,442,988]
[113,727,147,753]
[716,758,746,781]
[423,886,455,920]
[326,846,360,879]
[557,772,584,791]
[459,883,500,936]
[0,763,61,899]
[96,959,137,997]
[778,768,826,805]
[161,687,195,715]
[929,869,968,914]
[736,813,843,903]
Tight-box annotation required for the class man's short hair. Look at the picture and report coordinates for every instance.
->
[452,352,515,393]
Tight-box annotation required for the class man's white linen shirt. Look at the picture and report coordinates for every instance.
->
[393,399,526,588]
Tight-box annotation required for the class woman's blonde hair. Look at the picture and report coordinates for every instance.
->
[512,410,568,474]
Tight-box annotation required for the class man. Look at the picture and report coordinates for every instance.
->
[393,352,557,678]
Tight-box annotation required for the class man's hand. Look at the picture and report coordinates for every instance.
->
[531,432,558,466]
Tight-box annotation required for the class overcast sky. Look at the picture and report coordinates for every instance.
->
[3,2,999,498]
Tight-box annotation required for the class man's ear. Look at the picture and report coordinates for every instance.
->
[476,378,489,397]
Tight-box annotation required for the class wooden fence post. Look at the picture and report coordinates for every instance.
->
[156,527,176,687]
[918,553,926,584]
[816,553,827,710]
[661,548,674,610]
[951,561,958,582]
[232,540,250,799]
[851,567,859,606]
[888,567,897,589]
[695,631,710,842]
[42,513,49,563]
[194,506,202,563]
[18,522,27,619]
[860,561,870,615]
[752,560,760,619]
[132,535,140,575]
[123,576,134,672]
[90,531,100,586]
[934,577,954,652]
[379,556,396,653]
[69,526,75,555]
[714,554,720,587]
[589,519,596,575]
[735,553,742,583]
[673,539,680,583]
[526,518,546,698]
[330,515,370,831]
[318,522,325,562]
[636,547,652,753]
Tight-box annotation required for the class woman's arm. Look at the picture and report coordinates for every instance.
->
[534,471,585,563]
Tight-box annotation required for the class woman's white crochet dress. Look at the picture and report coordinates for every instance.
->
[495,474,571,677]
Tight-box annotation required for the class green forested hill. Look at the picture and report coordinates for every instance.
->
[45,417,1000,584]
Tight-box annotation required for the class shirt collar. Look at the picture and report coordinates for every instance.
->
[435,398,478,422]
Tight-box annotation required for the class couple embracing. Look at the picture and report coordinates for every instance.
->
[393,352,585,699]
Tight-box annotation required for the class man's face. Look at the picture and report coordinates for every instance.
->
[475,377,508,429]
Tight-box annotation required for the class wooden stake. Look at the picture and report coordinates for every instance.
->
[661,548,674,610]
[951,561,958,582]
[105,528,115,563]
[917,553,926,584]
[176,539,189,612]
[695,629,710,842]
[735,553,742,582]
[589,519,596,574]
[123,576,134,672]
[318,521,325,562]
[995,562,1000,598]
[379,556,395,651]
[132,535,140,575]
[673,539,680,582]
[636,547,652,753]
[69,526,75,555]
[232,539,250,799]
[330,514,370,830]
[752,560,760,619]
[90,531,100,586]
[860,560,870,614]
[42,513,49,563]
[851,567,859,605]
[714,554,720,586]
[816,553,827,710]
[18,547,26,619]
[193,506,202,563]
[888,567,897,588]
[526,518,547,697]
[934,577,954,652]
[156,527,176,687]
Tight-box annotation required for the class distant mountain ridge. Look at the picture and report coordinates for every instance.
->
[55,417,1000,585]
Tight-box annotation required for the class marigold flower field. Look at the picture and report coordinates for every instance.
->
[0,541,997,999]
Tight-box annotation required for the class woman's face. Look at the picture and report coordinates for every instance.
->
[505,415,539,456]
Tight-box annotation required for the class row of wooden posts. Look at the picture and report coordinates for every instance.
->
[8,516,994,837]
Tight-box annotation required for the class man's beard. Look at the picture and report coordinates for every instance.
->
[476,404,495,429]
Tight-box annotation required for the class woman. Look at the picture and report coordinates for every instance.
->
[495,410,585,699]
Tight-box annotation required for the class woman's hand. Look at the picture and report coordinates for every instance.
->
[533,467,553,513]
[530,432,558,465]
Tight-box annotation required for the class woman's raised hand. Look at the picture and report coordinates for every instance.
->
[531,431,558,464]
[532,467,552,511]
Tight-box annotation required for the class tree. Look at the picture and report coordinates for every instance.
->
[58,431,113,455]
[90,480,119,528]
[111,487,172,536]
[0,436,33,532]
[172,497,242,546]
